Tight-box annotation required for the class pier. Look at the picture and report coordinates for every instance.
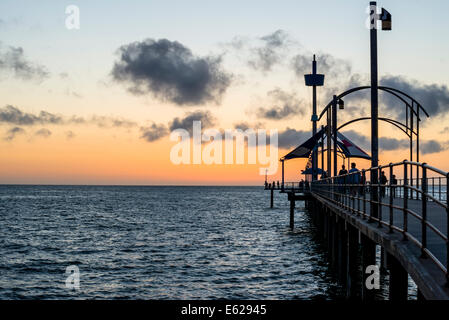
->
[266,2,449,300]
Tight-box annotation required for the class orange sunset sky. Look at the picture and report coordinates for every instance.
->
[1,0,449,185]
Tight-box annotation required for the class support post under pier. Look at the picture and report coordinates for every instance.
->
[270,188,274,208]
[361,234,376,300]
[347,224,359,298]
[388,253,408,301]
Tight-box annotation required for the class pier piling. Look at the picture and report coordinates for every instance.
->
[388,253,408,300]
[361,234,376,300]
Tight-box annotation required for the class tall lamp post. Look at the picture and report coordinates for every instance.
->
[305,55,325,181]
[369,1,391,219]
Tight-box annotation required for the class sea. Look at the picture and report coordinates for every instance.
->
[0,185,415,299]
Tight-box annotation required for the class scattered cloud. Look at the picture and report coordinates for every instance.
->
[140,123,169,142]
[4,126,25,141]
[420,140,447,155]
[34,128,52,138]
[380,75,449,118]
[255,88,305,120]
[112,38,231,106]
[0,105,137,128]
[0,44,49,81]
[248,30,293,72]
[278,128,311,149]
[169,110,216,135]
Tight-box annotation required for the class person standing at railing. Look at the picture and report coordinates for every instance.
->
[391,174,398,198]
[338,165,348,195]
[349,163,361,196]
[380,171,388,198]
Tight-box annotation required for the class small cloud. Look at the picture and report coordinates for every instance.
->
[0,44,49,81]
[169,110,216,135]
[140,123,169,142]
[34,128,52,138]
[4,126,25,141]
[255,88,304,120]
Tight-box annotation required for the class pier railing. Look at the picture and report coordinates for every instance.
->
[310,160,449,283]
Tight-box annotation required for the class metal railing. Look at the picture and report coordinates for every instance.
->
[310,160,449,284]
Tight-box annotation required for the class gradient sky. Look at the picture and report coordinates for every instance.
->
[1,0,449,185]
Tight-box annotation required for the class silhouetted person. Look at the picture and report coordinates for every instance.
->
[349,162,361,196]
[380,171,388,198]
[391,174,398,198]
[338,164,348,195]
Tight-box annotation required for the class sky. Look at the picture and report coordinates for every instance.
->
[1,0,449,185]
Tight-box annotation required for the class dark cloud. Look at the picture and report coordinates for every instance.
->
[112,38,231,106]
[34,128,51,138]
[233,121,264,131]
[420,140,447,155]
[0,105,63,125]
[256,88,304,120]
[380,75,449,118]
[169,110,216,135]
[0,45,49,81]
[342,129,410,151]
[0,105,137,128]
[4,126,25,141]
[248,30,291,72]
[140,123,169,142]
[379,137,409,151]
[278,128,312,149]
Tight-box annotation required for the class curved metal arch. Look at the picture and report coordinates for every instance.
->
[337,116,414,137]
[379,88,419,120]
[379,86,430,118]
[317,86,430,121]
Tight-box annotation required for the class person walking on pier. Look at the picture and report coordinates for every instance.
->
[380,171,388,198]
[338,164,348,196]
[348,163,361,196]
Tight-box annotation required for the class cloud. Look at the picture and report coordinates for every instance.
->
[4,127,25,141]
[380,75,449,118]
[256,88,304,120]
[0,45,49,81]
[233,121,264,131]
[379,137,409,151]
[278,128,312,149]
[420,140,447,155]
[342,130,410,151]
[292,53,352,80]
[140,123,169,142]
[248,30,292,72]
[0,105,137,128]
[0,105,63,125]
[34,128,51,138]
[169,110,216,135]
[112,38,231,106]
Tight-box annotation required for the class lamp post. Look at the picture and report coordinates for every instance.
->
[305,55,325,181]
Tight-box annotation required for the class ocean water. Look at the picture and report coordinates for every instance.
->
[0,185,346,299]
